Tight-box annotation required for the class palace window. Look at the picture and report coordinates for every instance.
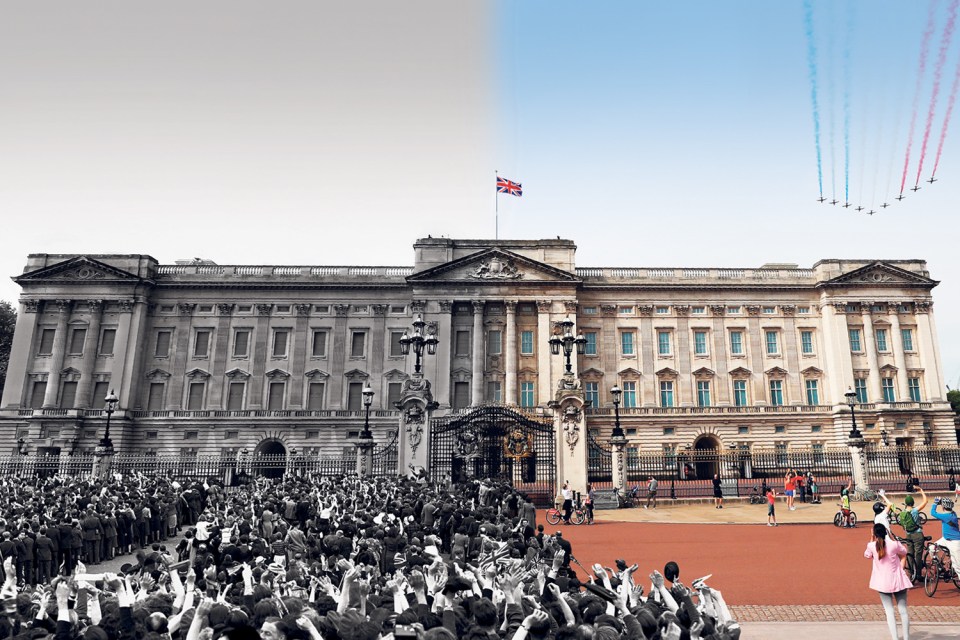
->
[733,380,747,407]
[521,330,534,355]
[657,331,671,356]
[855,378,868,403]
[694,331,708,355]
[908,377,922,402]
[901,328,914,351]
[849,328,862,352]
[805,379,819,405]
[621,331,635,356]
[800,330,814,354]
[585,382,599,407]
[765,331,779,355]
[882,378,896,403]
[659,381,674,407]
[622,381,637,408]
[697,381,711,407]
[729,331,744,355]
[312,330,328,357]
[520,381,535,407]
[584,332,598,356]
[875,328,889,352]
[769,380,784,406]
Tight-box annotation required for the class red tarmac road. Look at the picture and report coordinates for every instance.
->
[540,519,960,607]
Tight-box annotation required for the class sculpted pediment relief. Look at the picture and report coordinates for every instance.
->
[823,262,937,288]
[407,248,580,284]
[728,366,752,377]
[15,256,144,284]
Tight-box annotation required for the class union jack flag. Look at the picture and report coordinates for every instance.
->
[496,176,522,197]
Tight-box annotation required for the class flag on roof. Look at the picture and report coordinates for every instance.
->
[496,175,522,197]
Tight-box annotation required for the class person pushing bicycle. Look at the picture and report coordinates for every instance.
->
[839,479,853,527]
[880,486,927,582]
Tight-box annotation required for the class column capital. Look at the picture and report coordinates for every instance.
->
[780,304,796,316]
[53,300,73,314]
[332,304,348,317]
[86,300,104,313]
[438,300,453,313]
[218,303,236,316]
[118,300,135,313]
[504,300,518,313]
[20,299,40,313]
[471,300,485,314]
[178,303,196,316]
[709,304,725,316]
[372,304,387,316]
[564,301,578,314]
[914,300,932,313]
[536,299,552,313]
[601,304,616,317]
[674,305,690,317]
[638,305,654,317]
[411,300,426,314]
[746,305,761,317]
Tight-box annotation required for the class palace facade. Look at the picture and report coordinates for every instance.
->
[0,237,954,466]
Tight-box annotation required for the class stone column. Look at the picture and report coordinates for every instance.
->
[537,301,553,406]
[781,306,801,402]
[820,302,854,405]
[74,300,103,409]
[0,300,40,409]
[849,436,870,493]
[369,304,387,399]
[554,384,588,496]
[914,301,944,401]
[610,432,628,496]
[887,307,910,401]
[42,300,72,408]
[397,375,436,476]
[505,300,518,404]
[111,300,141,410]
[471,300,485,405]
[861,306,882,401]
[639,306,656,405]
[355,437,374,476]
[675,306,692,405]
[207,304,234,409]
[166,303,196,409]
[436,300,453,407]
[327,304,348,409]
[746,306,765,402]
[710,306,729,404]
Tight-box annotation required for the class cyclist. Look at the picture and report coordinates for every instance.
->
[560,481,573,525]
[584,483,595,525]
[930,497,960,564]
[881,486,927,581]
[873,501,893,530]
[839,479,853,527]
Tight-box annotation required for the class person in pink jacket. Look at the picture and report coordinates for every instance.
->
[864,522,912,640]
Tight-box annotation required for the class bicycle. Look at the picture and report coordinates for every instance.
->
[748,485,765,505]
[833,503,857,528]
[851,487,878,502]
[893,533,931,584]
[923,540,960,596]
[545,500,586,525]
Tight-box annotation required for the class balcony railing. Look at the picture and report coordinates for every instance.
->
[156,265,413,278]
[576,267,817,281]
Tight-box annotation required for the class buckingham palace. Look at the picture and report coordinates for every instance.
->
[0,237,955,489]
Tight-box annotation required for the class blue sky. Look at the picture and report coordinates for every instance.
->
[1,1,958,387]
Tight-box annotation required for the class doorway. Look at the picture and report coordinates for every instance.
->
[253,439,287,479]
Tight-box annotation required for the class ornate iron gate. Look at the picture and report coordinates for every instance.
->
[430,406,556,506]
[587,432,612,485]
[372,429,399,476]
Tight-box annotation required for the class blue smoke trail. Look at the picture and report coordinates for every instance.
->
[803,0,823,196]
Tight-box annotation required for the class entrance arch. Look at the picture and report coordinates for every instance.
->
[253,439,287,479]
[693,435,720,480]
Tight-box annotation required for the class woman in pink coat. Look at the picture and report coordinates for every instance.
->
[864,523,912,640]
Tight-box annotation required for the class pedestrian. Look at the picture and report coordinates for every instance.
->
[766,486,778,527]
[796,471,806,503]
[645,476,658,509]
[864,523,911,640]
[584,483,595,525]
[784,471,797,511]
[713,473,724,509]
[560,481,573,525]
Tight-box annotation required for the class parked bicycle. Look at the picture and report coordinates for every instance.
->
[923,539,960,596]
[546,498,587,525]
[851,487,878,502]
[748,485,765,505]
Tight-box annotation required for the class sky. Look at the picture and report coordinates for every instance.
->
[1,1,959,386]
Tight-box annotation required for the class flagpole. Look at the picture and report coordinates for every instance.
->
[495,170,499,240]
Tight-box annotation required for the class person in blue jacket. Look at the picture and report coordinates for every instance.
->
[930,497,960,565]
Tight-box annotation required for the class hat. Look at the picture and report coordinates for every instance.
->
[82,627,110,640]
[583,582,617,603]
[904,495,915,506]
[664,561,680,582]
[423,545,440,559]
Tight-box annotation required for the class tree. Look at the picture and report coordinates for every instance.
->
[948,389,960,417]
[0,300,15,400]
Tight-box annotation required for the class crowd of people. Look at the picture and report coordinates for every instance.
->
[0,470,741,640]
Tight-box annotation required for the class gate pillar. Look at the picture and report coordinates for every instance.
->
[397,373,438,477]
[552,373,588,497]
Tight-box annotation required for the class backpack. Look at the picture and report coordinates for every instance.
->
[898,509,920,533]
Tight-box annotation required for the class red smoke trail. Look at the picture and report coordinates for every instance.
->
[916,0,959,186]
[932,55,960,177]
[900,0,939,195]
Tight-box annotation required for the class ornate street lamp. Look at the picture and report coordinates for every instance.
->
[880,427,889,446]
[16,438,26,455]
[549,317,586,374]
[101,389,119,448]
[845,387,862,439]
[399,314,439,375]
[360,382,374,440]
[610,384,625,439]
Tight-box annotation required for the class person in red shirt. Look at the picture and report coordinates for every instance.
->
[766,487,778,527]
[784,471,797,511]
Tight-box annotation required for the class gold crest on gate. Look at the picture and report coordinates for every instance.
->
[504,428,533,459]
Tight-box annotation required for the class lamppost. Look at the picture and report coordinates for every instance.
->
[356,382,375,476]
[101,389,119,449]
[880,427,890,446]
[399,314,439,375]
[16,438,26,455]
[609,384,627,494]
[549,317,586,374]
[844,387,862,439]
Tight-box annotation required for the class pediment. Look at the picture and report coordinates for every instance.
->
[406,248,580,284]
[801,366,823,377]
[145,368,171,380]
[304,368,329,380]
[265,368,291,379]
[692,367,716,377]
[383,369,408,381]
[728,366,752,377]
[15,256,145,284]
[822,262,938,288]
[618,367,642,377]
[226,368,252,379]
[186,368,211,379]
[765,366,788,377]
[59,367,82,376]
[580,368,605,378]
[343,369,369,380]
[655,367,678,378]
[880,364,899,374]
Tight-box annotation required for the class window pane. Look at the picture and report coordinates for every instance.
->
[585,382,599,407]
[658,332,670,355]
[453,381,470,409]
[59,381,78,408]
[908,378,921,402]
[92,381,110,409]
[733,380,746,407]
[520,382,535,407]
[697,381,710,407]
[770,380,783,406]
[694,331,707,355]
[487,381,502,403]
[194,331,210,357]
[765,331,778,354]
[350,332,365,357]
[187,382,205,410]
[347,383,363,411]
[585,332,597,355]
[801,331,813,354]
[805,380,819,405]
[155,331,172,357]
[228,382,245,410]
[312,330,327,357]
[390,332,404,357]
[901,329,914,351]
[623,381,637,407]
[99,329,116,356]
[273,331,289,357]
[455,331,470,356]
[234,330,250,357]
[660,381,674,407]
[69,329,86,355]
[30,381,47,408]
[521,330,534,355]
[268,382,285,410]
[882,379,895,402]
[488,330,502,355]
[387,382,402,408]
[621,332,634,355]
[849,329,861,352]
[730,331,743,355]
[38,329,56,355]
[147,383,165,410]
[306,382,324,410]
[876,329,888,351]
[855,379,868,403]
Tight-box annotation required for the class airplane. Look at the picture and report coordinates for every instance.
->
[896,194,906,201]
[830,199,839,205]
[856,206,864,212]
[843,202,852,208]
[817,196,826,203]
[928,177,937,184]
[867,209,876,215]
[881,202,890,208]
[911,185,921,192]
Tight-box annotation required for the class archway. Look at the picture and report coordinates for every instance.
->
[693,435,720,480]
[253,439,287,479]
